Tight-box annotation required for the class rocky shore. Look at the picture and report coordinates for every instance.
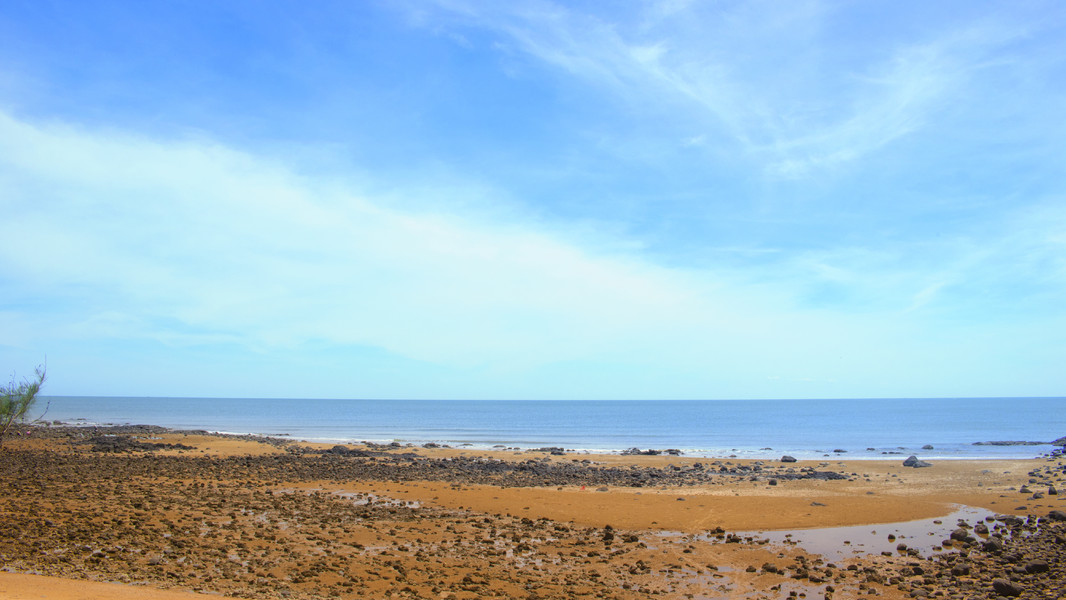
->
[1,426,1064,600]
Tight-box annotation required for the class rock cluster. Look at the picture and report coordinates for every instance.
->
[0,446,700,600]
[866,457,1066,599]
[0,432,882,600]
[872,512,1066,599]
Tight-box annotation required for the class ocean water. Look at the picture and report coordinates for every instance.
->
[37,396,1066,460]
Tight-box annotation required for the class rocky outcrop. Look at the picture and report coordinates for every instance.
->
[902,455,932,468]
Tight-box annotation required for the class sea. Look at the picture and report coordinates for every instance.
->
[36,396,1066,460]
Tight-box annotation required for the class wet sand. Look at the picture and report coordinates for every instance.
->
[1,427,1063,599]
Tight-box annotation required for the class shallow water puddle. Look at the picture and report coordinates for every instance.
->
[737,505,996,561]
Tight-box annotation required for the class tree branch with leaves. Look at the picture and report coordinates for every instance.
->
[1,366,47,449]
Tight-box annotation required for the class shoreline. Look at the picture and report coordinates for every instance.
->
[39,395,1066,463]
[41,419,1066,462]
[2,424,1064,599]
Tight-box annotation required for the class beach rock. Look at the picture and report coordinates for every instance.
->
[982,536,1005,553]
[902,456,932,468]
[87,435,194,453]
[534,447,566,454]
[621,448,660,456]
[991,578,1023,597]
[780,455,797,463]
[1024,559,1049,573]
[1047,510,1066,521]
[949,528,974,544]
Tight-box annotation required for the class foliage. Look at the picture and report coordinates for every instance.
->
[0,366,46,448]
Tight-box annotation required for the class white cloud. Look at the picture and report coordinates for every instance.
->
[2,108,1063,398]
[0,111,743,369]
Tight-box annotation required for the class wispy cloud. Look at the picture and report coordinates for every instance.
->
[413,1,1035,177]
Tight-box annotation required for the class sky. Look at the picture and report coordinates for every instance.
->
[1,0,1064,400]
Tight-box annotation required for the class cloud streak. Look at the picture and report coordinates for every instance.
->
[416,0,1037,178]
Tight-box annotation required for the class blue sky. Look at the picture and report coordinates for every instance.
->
[1,0,1064,399]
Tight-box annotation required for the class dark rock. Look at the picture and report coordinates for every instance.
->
[1047,510,1066,521]
[1024,559,1049,574]
[903,455,932,468]
[780,455,797,463]
[982,537,1004,552]
[87,435,194,453]
[992,578,1023,597]
[921,444,934,450]
[621,448,660,456]
[949,528,974,543]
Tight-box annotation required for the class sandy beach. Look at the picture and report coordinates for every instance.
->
[1,426,1063,599]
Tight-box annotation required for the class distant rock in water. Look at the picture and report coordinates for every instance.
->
[973,440,1053,446]
[903,455,932,468]
[922,444,934,450]
[1052,436,1066,446]
[533,447,566,454]
[621,448,661,456]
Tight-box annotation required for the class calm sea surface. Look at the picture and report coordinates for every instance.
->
[38,396,1065,460]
